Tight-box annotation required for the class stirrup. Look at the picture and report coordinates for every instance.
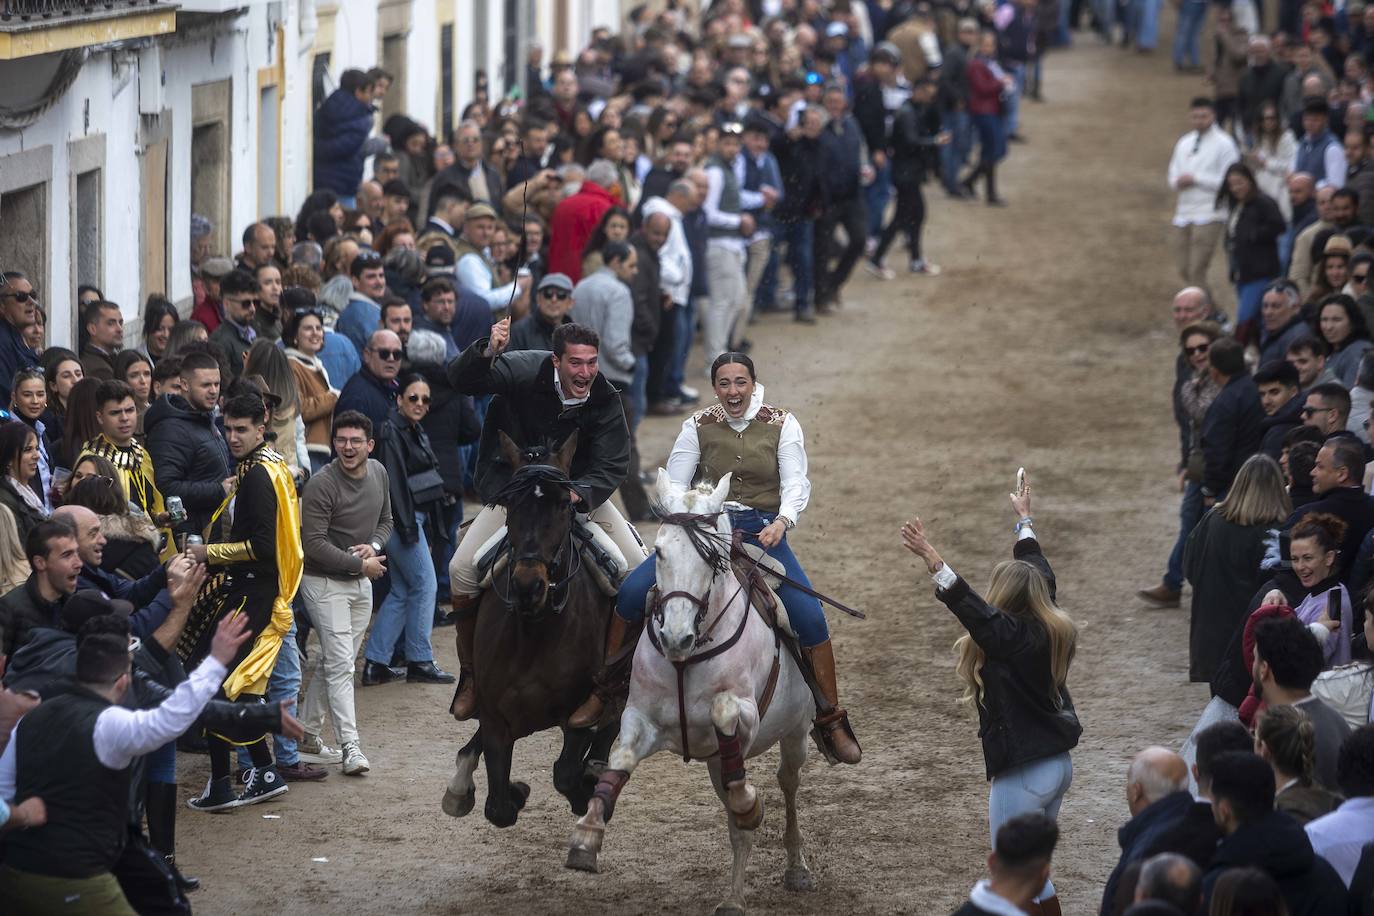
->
[810,708,862,765]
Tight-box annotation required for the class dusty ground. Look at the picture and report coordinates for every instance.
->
[177,32,1218,916]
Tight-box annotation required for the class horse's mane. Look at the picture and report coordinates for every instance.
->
[493,462,574,508]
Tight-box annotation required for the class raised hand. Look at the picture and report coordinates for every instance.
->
[900,517,944,574]
[209,613,253,666]
[1010,467,1031,519]
[485,318,512,357]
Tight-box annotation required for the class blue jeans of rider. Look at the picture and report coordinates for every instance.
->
[365,513,438,664]
[1165,480,1204,593]
[237,617,301,769]
[989,751,1073,901]
[615,508,829,647]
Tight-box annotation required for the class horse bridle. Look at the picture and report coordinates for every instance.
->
[491,463,584,617]
[649,512,751,651]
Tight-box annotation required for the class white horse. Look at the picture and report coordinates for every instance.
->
[566,472,819,915]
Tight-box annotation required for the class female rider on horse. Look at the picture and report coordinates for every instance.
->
[569,352,861,765]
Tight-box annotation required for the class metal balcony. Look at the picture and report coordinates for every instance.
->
[0,0,176,60]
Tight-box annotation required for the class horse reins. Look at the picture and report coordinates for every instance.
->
[490,462,584,616]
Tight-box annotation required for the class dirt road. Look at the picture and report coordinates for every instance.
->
[177,35,1212,915]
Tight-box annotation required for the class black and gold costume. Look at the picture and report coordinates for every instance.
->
[78,434,172,558]
[176,443,302,704]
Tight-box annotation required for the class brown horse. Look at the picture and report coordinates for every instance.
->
[441,432,620,827]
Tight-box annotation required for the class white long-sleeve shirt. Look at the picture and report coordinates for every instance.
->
[456,251,519,313]
[641,196,692,305]
[0,656,227,802]
[703,162,747,254]
[666,384,811,526]
[1167,125,1240,226]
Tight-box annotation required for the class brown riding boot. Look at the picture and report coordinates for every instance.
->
[450,596,480,720]
[568,615,630,729]
[805,639,862,765]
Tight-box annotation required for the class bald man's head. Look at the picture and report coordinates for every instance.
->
[364,329,404,380]
[1127,747,1189,816]
[1172,287,1210,329]
[52,504,105,568]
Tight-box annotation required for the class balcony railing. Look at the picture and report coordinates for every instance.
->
[0,0,174,59]
[1,0,163,22]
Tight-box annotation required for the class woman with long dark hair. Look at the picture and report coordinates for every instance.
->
[243,339,303,473]
[901,470,1077,916]
[1217,162,1285,343]
[282,296,338,474]
[58,377,102,473]
[0,421,48,541]
[580,206,632,278]
[10,367,54,511]
[39,349,82,472]
[114,350,154,439]
[138,295,180,366]
[1316,294,1373,388]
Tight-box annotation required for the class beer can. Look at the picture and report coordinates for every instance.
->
[185,535,204,547]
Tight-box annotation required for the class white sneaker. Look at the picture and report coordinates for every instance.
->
[864,259,895,281]
[910,259,942,276]
[298,733,343,765]
[341,741,370,776]
[679,384,699,400]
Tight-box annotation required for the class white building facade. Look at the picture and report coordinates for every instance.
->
[0,0,625,344]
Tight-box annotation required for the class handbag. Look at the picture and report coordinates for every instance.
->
[407,468,446,505]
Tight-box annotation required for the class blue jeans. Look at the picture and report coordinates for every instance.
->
[147,742,176,783]
[237,617,301,768]
[1131,0,1160,48]
[941,110,973,192]
[1236,277,1274,343]
[1172,0,1207,67]
[865,161,893,239]
[989,751,1073,900]
[365,513,438,664]
[778,221,815,313]
[669,298,697,397]
[973,114,1007,165]
[615,508,829,647]
[1002,63,1026,138]
[1093,0,1117,37]
[1165,479,1204,593]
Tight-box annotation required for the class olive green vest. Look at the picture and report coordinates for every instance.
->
[693,403,789,513]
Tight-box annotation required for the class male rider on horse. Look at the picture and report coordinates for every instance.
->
[446,318,649,719]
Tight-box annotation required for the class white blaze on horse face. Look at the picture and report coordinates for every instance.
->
[652,474,732,661]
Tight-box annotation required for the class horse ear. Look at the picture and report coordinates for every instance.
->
[710,473,733,509]
[553,430,578,475]
[499,431,524,470]
[654,468,676,506]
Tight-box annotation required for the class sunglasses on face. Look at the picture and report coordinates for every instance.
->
[540,289,570,300]
[1184,343,1211,356]
[1301,405,1335,417]
[1,290,36,303]
[1355,273,1370,283]
[405,393,432,404]
[370,348,403,361]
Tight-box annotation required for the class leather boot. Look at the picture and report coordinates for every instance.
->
[805,639,862,765]
[145,782,200,892]
[450,596,480,720]
[568,615,629,729]
[1031,895,1062,916]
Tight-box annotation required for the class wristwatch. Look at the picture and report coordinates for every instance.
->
[371,541,383,554]
[1013,516,1033,534]
[779,515,796,531]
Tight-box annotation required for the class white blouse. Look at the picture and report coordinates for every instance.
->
[665,384,811,527]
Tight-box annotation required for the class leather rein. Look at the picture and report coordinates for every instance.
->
[647,513,782,762]
[490,463,584,616]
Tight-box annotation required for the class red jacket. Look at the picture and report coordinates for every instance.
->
[967,58,1005,117]
[191,296,223,334]
[548,182,615,282]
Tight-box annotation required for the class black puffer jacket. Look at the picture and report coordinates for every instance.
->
[935,538,1082,780]
[379,407,447,548]
[144,394,232,536]
[413,361,481,498]
[448,341,630,509]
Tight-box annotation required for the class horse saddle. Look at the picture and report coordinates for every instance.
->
[476,520,628,597]
[729,541,797,640]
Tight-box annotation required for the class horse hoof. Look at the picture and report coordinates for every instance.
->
[712,902,746,916]
[784,866,816,892]
[565,846,600,873]
[441,787,475,818]
[510,781,531,810]
[484,800,519,828]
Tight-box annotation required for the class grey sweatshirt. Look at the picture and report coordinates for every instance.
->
[301,458,393,580]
